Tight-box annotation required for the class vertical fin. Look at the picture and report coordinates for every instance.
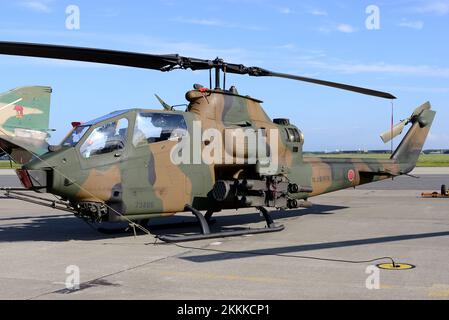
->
[0,86,52,136]
[0,86,52,164]
[392,102,436,174]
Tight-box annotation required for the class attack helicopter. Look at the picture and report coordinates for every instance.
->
[0,42,436,242]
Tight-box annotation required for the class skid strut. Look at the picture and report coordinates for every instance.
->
[1,190,76,214]
[157,205,285,243]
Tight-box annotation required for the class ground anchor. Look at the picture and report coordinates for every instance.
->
[376,263,416,270]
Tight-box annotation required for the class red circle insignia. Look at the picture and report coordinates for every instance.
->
[348,169,355,182]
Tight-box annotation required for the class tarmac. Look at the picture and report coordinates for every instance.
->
[0,168,448,300]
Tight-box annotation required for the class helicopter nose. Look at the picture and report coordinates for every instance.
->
[16,169,48,191]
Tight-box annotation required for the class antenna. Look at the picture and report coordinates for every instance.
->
[391,101,394,154]
[223,64,227,90]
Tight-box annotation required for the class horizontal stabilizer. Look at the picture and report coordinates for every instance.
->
[0,135,49,164]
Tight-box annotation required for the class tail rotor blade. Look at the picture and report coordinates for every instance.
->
[380,120,408,143]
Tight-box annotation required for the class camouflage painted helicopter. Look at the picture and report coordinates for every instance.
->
[0,86,52,164]
[0,42,436,242]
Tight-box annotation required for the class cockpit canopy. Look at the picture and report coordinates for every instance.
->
[132,112,187,147]
[61,110,129,148]
[60,110,187,158]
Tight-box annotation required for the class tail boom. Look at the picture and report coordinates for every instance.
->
[297,102,436,198]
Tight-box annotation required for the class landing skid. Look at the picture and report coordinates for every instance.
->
[1,190,285,241]
[96,216,218,235]
[157,205,285,243]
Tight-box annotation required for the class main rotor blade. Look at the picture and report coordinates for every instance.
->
[230,66,396,100]
[0,41,397,99]
[272,71,396,99]
[0,41,211,71]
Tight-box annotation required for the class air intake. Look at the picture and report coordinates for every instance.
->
[273,118,290,126]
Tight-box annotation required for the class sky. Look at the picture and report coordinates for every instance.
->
[0,0,448,151]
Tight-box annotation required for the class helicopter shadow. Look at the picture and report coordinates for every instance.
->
[147,204,347,237]
[181,230,449,264]
[0,213,68,222]
[0,213,132,243]
[0,204,345,243]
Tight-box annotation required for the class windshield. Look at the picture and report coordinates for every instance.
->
[80,118,128,158]
[133,113,187,147]
[60,110,129,148]
[61,125,90,147]
[83,110,129,126]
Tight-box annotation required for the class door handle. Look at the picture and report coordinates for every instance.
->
[114,153,122,158]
